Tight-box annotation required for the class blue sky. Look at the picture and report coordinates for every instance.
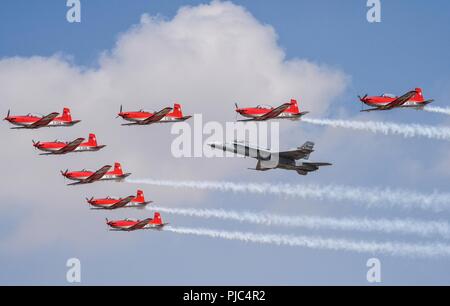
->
[1,0,450,285]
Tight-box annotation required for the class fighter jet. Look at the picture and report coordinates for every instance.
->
[235,99,309,121]
[106,212,168,231]
[208,140,331,176]
[87,190,152,210]
[358,88,434,112]
[61,162,131,186]
[117,103,192,126]
[4,107,80,129]
[33,133,106,155]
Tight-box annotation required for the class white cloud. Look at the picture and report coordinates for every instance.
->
[0,1,347,251]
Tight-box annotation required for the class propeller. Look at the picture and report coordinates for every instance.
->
[32,140,40,148]
[358,94,368,101]
[86,197,94,203]
[105,218,110,231]
[116,105,123,118]
[5,109,10,119]
[358,94,368,111]
[61,169,69,177]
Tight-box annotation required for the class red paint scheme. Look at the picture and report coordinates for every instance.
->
[235,99,309,121]
[4,107,81,129]
[87,190,152,209]
[106,212,167,231]
[359,88,434,112]
[61,162,131,185]
[118,103,192,125]
[33,133,106,155]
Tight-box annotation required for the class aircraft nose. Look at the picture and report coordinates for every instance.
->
[207,142,217,149]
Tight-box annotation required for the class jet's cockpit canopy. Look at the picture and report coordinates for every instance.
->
[256,104,273,109]
[381,93,396,98]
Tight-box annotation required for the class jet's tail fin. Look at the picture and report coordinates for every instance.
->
[62,107,73,121]
[153,212,163,225]
[287,99,300,113]
[413,88,425,102]
[114,162,123,175]
[170,103,182,118]
[135,190,145,202]
[87,133,98,146]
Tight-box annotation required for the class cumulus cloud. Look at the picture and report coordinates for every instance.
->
[0,1,347,251]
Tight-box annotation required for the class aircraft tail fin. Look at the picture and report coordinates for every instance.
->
[413,88,425,102]
[153,212,163,225]
[135,190,145,202]
[87,133,98,146]
[62,107,72,121]
[171,103,183,118]
[287,99,300,113]
[114,162,123,175]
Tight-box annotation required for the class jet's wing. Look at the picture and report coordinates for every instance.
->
[361,107,384,112]
[256,103,291,121]
[384,91,417,109]
[296,162,332,175]
[68,165,111,185]
[109,196,135,209]
[51,138,85,155]
[239,103,291,122]
[128,218,152,231]
[28,112,59,128]
[278,141,315,160]
[140,107,173,125]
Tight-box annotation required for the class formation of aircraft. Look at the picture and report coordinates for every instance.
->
[87,190,152,209]
[209,140,331,176]
[359,88,434,112]
[235,99,309,121]
[5,90,437,232]
[61,162,131,186]
[4,108,80,129]
[32,133,106,155]
[117,103,192,125]
[106,212,168,231]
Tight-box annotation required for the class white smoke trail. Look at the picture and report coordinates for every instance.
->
[164,226,450,258]
[302,117,450,141]
[424,106,450,116]
[127,179,450,212]
[149,206,450,239]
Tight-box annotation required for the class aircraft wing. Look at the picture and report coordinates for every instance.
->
[28,112,59,128]
[52,138,85,154]
[384,91,417,109]
[278,141,315,160]
[68,165,111,185]
[140,107,173,125]
[128,218,152,231]
[239,103,291,121]
[109,196,135,209]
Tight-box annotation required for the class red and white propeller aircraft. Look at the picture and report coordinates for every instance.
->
[359,88,434,112]
[87,190,152,210]
[33,133,106,155]
[61,162,131,186]
[106,212,168,231]
[235,99,309,121]
[4,107,81,129]
[117,103,192,126]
